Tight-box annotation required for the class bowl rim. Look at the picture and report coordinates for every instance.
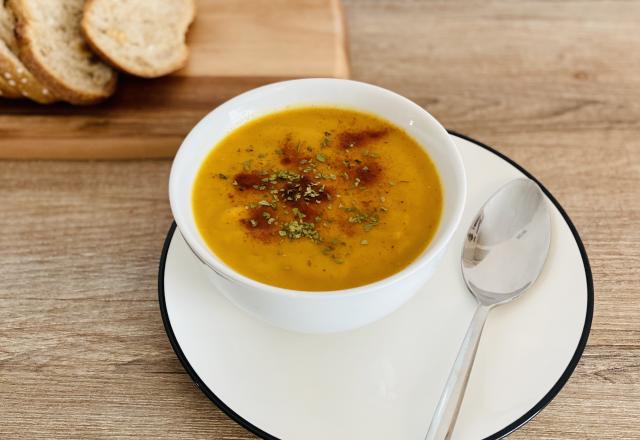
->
[169,78,467,297]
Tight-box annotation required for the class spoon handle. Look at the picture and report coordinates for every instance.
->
[425,305,491,440]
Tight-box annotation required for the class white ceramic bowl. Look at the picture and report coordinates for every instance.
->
[169,79,466,333]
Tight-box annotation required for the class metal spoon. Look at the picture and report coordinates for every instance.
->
[425,178,551,440]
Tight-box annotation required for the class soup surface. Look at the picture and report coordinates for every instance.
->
[192,107,442,290]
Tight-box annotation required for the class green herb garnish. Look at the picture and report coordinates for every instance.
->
[278,220,320,242]
[320,131,331,148]
[345,207,379,231]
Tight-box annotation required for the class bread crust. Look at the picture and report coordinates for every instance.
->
[0,48,22,98]
[0,0,57,102]
[0,38,56,102]
[81,0,195,78]
[9,0,117,105]
[0,77,21,98]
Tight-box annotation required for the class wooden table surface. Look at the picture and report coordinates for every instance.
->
[1,1,639,438]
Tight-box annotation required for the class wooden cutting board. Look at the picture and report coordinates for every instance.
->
[0,0,349,159]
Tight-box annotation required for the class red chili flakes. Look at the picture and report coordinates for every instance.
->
[241,207,277,241]
[279,136,311,166]
[282,175,332,218]
[282,176,330,201]
[233,172,263,190]
[337,129,388,149]
[355,161,382,184]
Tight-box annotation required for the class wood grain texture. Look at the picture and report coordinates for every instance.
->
[1,0,639,439]
[179,0,350,78]
[0,0,349,159]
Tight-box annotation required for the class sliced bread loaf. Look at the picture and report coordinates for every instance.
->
[0,0,56,102]
[81,0,195,78]
[9,0,117,104]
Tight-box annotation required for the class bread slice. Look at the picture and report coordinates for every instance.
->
[0,0,56,102]
[0,38,21,98]
[0,0,21,98]
[0,40,58,102]
[8,0,117,104]
[0,0,17,53]
[82,0,195,78]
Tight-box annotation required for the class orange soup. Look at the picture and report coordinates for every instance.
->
[192,107,442,290]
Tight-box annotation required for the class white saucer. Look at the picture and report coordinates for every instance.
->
[158,133,593,440]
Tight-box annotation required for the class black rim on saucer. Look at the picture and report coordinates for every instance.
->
[157,131,594,440]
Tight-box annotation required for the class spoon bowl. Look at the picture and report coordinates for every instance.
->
[426,178,551,440]
[462,178,551,305]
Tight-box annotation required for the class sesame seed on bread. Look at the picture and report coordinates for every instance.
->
[0,40,56,102]
[0,0,55,102]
